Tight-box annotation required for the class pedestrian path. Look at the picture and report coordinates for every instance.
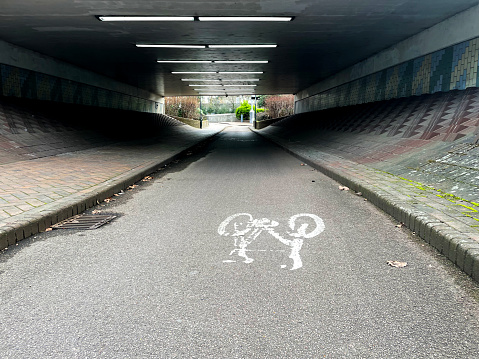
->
[254,127,479,283]
[0,124,224,249]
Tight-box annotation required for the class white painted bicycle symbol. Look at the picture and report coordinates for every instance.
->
[218,213,325,270]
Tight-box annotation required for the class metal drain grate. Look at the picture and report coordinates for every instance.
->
[52,214,117,230]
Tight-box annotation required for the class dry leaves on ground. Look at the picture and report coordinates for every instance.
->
[339,186,350,191]
[142,176,153,182]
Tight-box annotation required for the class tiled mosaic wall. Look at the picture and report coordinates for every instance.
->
[0,63,159,113]
[296,38,479,113]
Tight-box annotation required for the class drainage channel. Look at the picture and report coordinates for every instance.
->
[51,214,117,230]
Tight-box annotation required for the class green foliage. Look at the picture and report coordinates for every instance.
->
[257,95,267,108]
[235,100,252,120]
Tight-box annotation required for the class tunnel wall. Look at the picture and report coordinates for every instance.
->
[0,40,163,114]
[265,89,479,202]
[0,96,183,165]
[295,4,479,114]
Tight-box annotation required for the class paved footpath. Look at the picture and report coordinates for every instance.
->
[2,120,479,283]
[0,124,224,249]
[255,127,479,283]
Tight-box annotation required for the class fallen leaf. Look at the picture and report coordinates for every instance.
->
[387,260,408,268]
[300,163,306,166]
[355,192,362,196]
[338,186,350,191]
[395,223,404,228]
[92,210,101,214]
[45,228,53,232]
[127,185,138,190]
[142,176,153,182]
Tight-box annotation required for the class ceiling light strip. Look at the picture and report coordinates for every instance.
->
[182,79,260,81]
[209,44,277,48]
[173,72,263,74]
[219,71,264,74]
[137,44,206,48]
[198,16,292,22]
[157,60,212,63]
[172,72,217,74]
[215,60,268,64]
[140,44,275,48]
[98,16,195,21]
[158,60,268,64]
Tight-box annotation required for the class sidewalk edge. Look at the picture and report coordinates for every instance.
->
[252,129,479,283]
[0,131,221,250]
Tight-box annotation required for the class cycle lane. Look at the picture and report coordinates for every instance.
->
[1,124,479,358]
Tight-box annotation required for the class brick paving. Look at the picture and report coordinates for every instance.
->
[0,125,223,249]
[255,128,479,283]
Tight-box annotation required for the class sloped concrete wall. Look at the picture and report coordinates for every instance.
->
[266,88,479,202]
[0,97,183,165]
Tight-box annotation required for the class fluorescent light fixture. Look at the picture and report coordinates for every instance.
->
[198,16,292,22]
[223,84,257,87]
[220,79,260,81]
[215,60,268,64]
[98,16,195,21]
[184,78,259,82]
[219,71,263,74]
[172,72,217,74]
[189,85,223,87]
[174,72,264,74]
[181,79,222,81]
[157,60,212,63]
[209,44,277,48]
[157,60,267,64]
[137,44,206,48]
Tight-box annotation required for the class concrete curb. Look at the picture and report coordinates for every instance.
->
[0,131,221,250]
[253,129,479,284]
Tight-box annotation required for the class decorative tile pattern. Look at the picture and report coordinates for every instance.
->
[296,37,479,114]
[289,87,479,143]
[0,64,159,114]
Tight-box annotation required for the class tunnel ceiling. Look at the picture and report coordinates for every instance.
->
[1,0,479,97]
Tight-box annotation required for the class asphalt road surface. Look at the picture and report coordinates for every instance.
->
[2,124,479,358]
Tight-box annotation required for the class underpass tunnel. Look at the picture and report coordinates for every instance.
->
[3,1,479,200]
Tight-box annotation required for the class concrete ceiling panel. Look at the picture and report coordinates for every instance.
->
[1,0,479,96]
